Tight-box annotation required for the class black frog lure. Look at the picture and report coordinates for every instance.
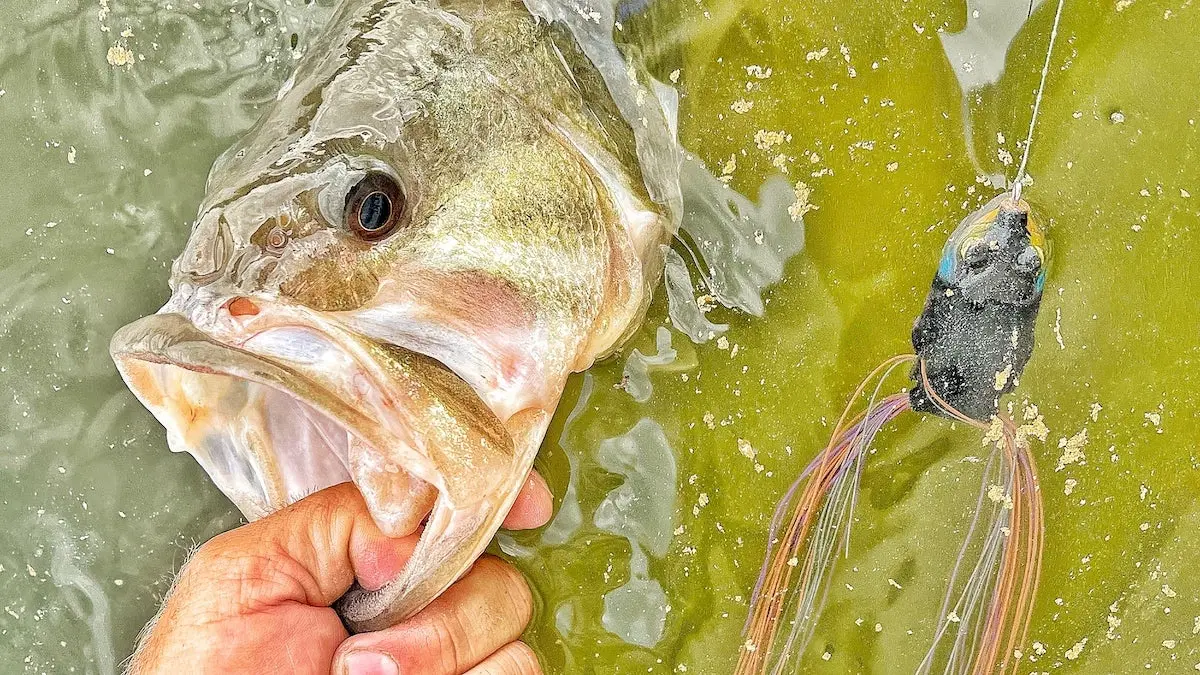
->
[737,193,1049,675]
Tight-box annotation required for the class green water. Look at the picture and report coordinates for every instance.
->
[2,0,1198,672]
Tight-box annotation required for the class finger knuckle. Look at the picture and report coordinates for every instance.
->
[416,612,470,674]
[182,540,312,618]
[477,557,533,625]
[498,642,542,675]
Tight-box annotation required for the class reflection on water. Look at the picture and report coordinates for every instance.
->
[942,0,1048,185]
[48,528,114,674]
[623,327,682,403]
[594,419,677,648]
[2,0,1200,673]
[541,374,595,546]
[941,0,1047,92]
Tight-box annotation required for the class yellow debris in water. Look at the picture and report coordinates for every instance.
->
[106,44,134,67]
[982,416,1005,448]
[986,484,1014,509]
[1065,637,1088,660]
[993,363,1013,391]
[1106,613,1122,639]
[1055,428,1088,471]
[753,129,789,151]
[731,99,753,114]
[1017,404,1049,443]
[744,65,772,79]
[788,181,816,221]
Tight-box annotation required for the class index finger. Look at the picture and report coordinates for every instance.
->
[501,470,553,530]
[333,556,534,675]
[349,469,551,591]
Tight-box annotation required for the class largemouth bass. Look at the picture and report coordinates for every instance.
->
[110,0,682,632]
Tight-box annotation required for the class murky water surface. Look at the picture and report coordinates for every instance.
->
[2,0,1198,672]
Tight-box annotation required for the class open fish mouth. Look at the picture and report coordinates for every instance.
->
[111,307,529,630]
[111,310,515,522]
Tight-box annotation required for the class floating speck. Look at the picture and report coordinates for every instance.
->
[737,438,756,461]
[106,44,135,67]
[1109,110,1126,124]
[1055,428,1088,471]
[753,129,790,151]
[1065,637,1088,660]
[744,65,772,79]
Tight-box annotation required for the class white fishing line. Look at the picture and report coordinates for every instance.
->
[1012,0,1067,202]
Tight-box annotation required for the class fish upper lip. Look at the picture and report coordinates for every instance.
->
[109,310,511,509]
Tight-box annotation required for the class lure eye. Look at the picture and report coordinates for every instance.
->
[345,172,405,240]
[1015,245,1042,273]
[961,239,991,269]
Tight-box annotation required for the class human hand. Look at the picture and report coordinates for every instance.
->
[128,475,553,674]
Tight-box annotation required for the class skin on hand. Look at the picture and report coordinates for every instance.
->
[128,473,553,675]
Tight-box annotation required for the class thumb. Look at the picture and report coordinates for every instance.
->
[191,482,409,613]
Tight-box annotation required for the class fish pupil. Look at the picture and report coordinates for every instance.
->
[358,192,392,231]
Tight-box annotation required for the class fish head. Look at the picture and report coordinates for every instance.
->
[936,193,1048,307]
[111,0,669,631]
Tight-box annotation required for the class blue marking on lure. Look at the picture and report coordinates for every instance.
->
[937,246,957,281]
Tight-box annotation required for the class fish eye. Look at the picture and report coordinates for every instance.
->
[344,172,404,240]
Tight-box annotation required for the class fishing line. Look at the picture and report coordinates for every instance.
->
[1012,0,1067,201]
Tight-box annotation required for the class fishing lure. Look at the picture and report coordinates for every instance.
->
[737,1,1064,672]
[738,195,1048,674]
